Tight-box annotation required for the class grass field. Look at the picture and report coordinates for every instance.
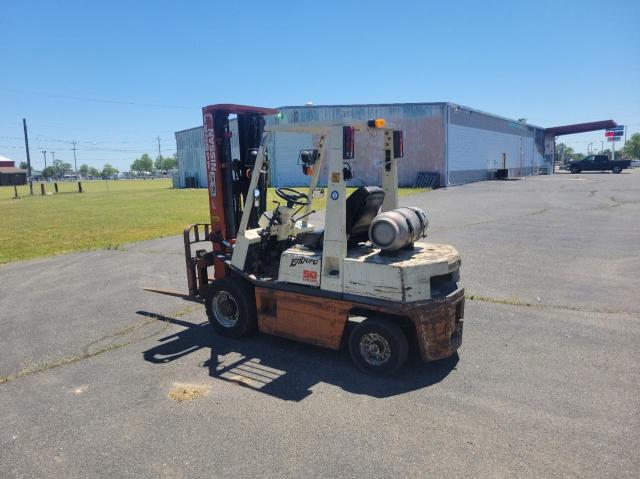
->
[0,179,427,264]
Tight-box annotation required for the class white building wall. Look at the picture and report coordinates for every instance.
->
[448,124,535,183]
[446,104,547,184]
[270,131,314,186]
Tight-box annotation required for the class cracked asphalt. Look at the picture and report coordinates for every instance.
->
[1,170,639,478]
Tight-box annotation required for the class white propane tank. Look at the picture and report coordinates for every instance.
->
[369,207,428,252]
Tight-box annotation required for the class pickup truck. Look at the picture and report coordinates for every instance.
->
[565,154,631,174]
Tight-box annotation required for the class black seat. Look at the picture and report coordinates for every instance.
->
[345,186,385,243]
[297,186,385,250]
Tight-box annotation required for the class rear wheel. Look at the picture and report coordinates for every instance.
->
[612,166,622,174]
[349,318,408,376]
[205,277,257,338]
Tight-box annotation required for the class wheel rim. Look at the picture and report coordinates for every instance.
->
[212,291,239,328]
[359,332,392,366]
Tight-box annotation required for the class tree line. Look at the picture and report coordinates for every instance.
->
[17,160,119,179]
[130,153,177,174]
[18,152,178,179]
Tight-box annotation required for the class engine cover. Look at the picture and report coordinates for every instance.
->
[278,247,322,287]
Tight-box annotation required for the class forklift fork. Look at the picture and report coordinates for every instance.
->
[183,223,214,297]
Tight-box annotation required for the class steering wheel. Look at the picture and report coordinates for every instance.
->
[275,187,310,207]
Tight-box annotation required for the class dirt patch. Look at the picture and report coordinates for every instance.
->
[168,383,209,402]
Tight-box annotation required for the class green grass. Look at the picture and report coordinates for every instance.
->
[0,179,428,265]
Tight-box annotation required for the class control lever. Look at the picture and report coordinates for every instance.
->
[293,209,316,223]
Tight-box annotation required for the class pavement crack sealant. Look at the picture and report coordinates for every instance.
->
[0,304,202,386]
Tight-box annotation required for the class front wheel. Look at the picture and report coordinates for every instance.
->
[349,318,408,376]
[570,166,581,174]
[612,166,622,174]
[205,277,257,338]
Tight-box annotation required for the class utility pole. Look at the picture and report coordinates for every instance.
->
[42,150,47,169]
[601,141,604,154]
[156,136,162,175]
[72,140,78,177]
[22,118,33,195]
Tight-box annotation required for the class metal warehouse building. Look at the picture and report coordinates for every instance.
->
[174,102,550,188]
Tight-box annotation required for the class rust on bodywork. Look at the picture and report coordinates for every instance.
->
[404,289,464,361]
[352,288,465,362]
[254,285,464,362]
[255,288,350,349]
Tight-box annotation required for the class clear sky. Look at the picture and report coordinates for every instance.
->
[1,0,639,171]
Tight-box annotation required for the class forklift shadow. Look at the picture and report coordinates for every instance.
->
[140,311,458,402]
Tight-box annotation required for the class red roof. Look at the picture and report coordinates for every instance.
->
[545,120,617,136]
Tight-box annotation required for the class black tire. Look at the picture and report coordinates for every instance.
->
[205,277,257,338]
[570,166,581,174]
[349,318,409,376]
[612,166,622,174]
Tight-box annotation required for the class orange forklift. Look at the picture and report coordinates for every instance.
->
[178,104,464,375]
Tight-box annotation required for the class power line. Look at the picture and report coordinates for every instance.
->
[29,132,175,147]
[0,119,178,136]
[1,142,176,153]
[1,88,194,110]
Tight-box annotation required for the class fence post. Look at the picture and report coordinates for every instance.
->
[54,182,59,193]
[14,185,18,198]
[78,181,83,193]
[40,183,45,195]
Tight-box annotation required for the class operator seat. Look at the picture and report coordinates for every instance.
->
[297,186,385,250]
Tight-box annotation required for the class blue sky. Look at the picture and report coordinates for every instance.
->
[1,0,639,171]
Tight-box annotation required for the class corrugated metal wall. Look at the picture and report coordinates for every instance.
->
[175,126,206,188]
[269,104,446,187]
[173,103,549,189]
[270,131,314,186]
[447,105,547,184]
[175,119,238,188]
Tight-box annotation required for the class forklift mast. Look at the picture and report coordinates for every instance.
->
[202,104,278,247]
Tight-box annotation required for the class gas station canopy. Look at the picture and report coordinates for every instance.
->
[545,120,617,137]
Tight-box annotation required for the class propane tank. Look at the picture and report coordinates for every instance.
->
[369,207,428,252]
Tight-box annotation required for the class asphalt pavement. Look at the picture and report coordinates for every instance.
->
[1,170,639,478]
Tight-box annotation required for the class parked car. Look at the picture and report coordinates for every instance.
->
[564,155,631,174]
[630,159,640,169]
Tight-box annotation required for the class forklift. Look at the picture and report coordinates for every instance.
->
[180,104,465,375]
